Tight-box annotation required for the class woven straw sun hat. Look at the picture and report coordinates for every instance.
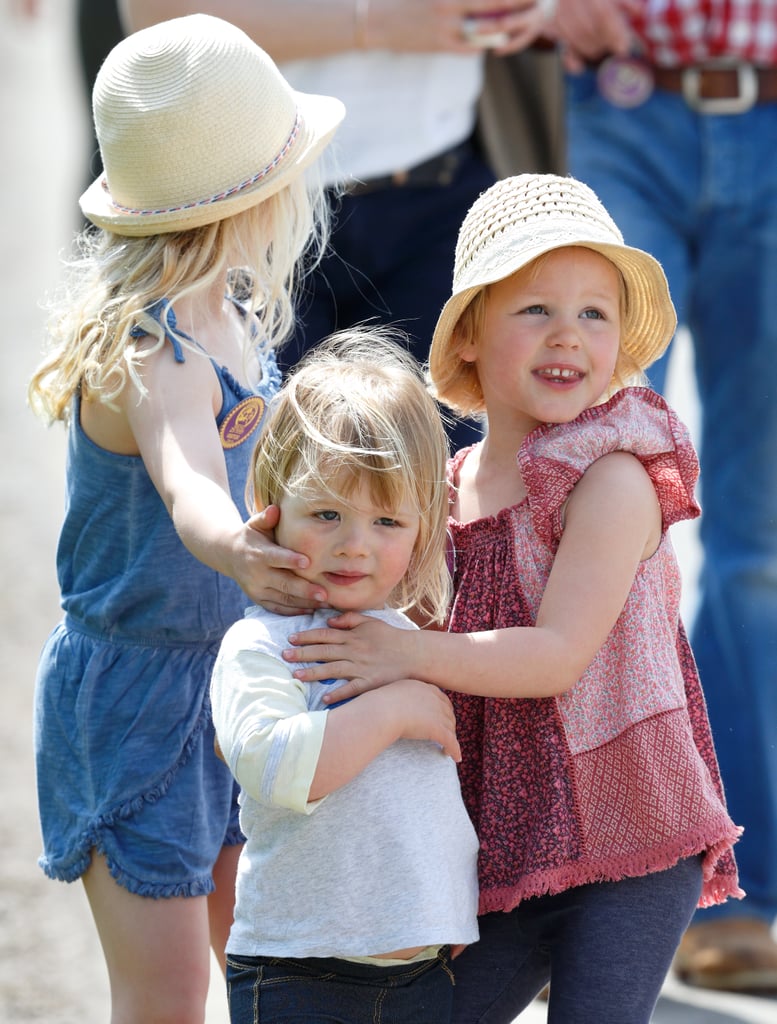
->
[79,14,345,236]
[430,174,677,410]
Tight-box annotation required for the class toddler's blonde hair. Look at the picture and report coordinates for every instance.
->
[251,328,452,623]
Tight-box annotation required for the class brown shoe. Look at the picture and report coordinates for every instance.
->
[673,917,777,992]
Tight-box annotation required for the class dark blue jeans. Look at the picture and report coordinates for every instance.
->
[227,948,455,1024]
[451,857,703,1024]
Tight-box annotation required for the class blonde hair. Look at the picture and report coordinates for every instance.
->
[432,247,646,419]
[251,328,452,623]
[28,174,328,424]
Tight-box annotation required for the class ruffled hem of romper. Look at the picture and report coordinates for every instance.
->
[477,819,745,917]
[38,848,215,899]
[38,701,221,897]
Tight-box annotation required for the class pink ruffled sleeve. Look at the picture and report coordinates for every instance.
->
[519,388,701,549]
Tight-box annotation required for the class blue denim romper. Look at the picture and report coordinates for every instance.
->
[34,301,280,897]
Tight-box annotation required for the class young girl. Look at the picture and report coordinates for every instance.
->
[280,175,743,1023]
[28,15,342,1022]
[210,330,479,1024]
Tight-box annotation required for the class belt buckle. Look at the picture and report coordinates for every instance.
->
[682,59,758,114]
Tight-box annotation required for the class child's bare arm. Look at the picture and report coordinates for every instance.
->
[124,346,327,611]
[284,451,661,699]
[309,679,461,801]
[211,647,459,810]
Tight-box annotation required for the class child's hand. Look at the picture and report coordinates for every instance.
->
[233,505,329,614]
[381,679,461,762]
[310,677,461,798]
[283,613,417,701]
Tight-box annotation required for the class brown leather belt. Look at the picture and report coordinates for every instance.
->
[653,62,777,113]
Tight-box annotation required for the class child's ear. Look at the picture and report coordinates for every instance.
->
[455,326,478,364]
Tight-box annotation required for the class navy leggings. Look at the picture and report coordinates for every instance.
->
[451,856,703,1024]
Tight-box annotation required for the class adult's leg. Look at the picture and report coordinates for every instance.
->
[83,851,212,1024]
[76,0,124,185]
[569,74,777,986]
[685,102,777,933]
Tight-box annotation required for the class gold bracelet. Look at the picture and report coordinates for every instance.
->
[354,0,369,49]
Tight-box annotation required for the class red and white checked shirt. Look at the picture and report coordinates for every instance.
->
[632,0,777,66]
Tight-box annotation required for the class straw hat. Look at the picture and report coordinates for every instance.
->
[430,174,677,406]
[79,15,344,236]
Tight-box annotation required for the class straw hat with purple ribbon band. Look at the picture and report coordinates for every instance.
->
[80,14,344,236]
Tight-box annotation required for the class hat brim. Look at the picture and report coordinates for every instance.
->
[79,90,344,236]
[430,238,677,390]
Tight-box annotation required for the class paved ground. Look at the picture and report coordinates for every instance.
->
[0,3,774,1021]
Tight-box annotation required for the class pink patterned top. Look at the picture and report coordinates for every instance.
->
[446,388,742,915]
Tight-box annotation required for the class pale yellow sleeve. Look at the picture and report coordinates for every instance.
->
[210,645,328,814]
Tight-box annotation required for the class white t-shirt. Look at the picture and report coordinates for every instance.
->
[211,605,480,959]
[282,51,483,185]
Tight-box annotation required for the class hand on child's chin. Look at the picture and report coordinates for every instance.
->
[246,505,330,613]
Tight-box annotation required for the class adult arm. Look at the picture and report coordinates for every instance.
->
[284,451,662,698]
[120,0,553,61]
[550,0,641,71]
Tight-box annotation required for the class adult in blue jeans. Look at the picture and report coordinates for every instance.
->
[554,0,777,994]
